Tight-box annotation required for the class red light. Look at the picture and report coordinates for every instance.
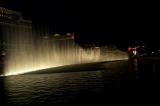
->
[128,47,133,52]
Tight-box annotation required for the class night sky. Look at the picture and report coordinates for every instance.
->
[0,0,159,48]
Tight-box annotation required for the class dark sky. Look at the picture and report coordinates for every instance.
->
[0,0,159,47]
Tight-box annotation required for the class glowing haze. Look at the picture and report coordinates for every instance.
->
[1,23,128,76]
[2,25,127,76]
[2,23,103,76]
[0,7,128,76]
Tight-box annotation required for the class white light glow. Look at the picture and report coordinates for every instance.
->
[133,50,137,55]
[1,22,128,76]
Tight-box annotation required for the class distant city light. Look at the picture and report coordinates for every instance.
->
[133,50,137,55]
[95,47,100,48]
[54,33,60,37]
[66,33,71,36]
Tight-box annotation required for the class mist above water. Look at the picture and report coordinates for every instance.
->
[0,7,127,76]
[1,22,127,76]
[2,23,103,76]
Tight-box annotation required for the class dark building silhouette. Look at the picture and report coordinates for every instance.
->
[0,7,32,75]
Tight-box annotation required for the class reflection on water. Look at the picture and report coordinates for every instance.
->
[128,58,158,80]
[0,60,159,105]
[0,61,128,105]
[128,58,139,80]
[1,71,105,105]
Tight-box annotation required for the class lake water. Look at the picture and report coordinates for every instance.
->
[0,60,159,105]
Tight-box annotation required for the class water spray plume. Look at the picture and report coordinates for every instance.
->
[0,7,128,76]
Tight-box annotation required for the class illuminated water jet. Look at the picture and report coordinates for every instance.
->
[0,7,128,76]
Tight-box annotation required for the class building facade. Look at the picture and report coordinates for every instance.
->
[0,7,32,75]
[0,6,32,51]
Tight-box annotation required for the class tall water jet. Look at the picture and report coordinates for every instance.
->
[0,7,128,76]
[0,7,102,76]
[0,7,34,75]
